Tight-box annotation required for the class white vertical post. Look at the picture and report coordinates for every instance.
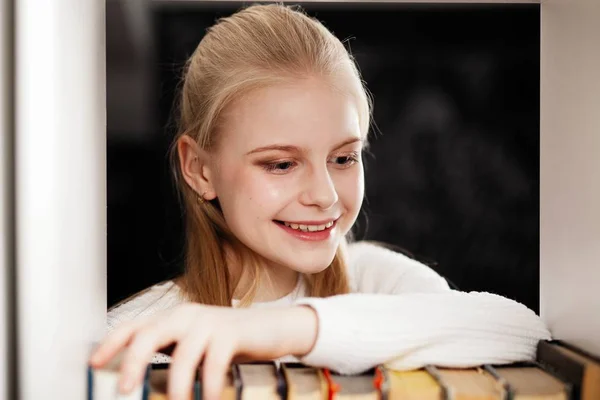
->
[1,0,15,399]
[15,0,107,399]
[540,0,600,357]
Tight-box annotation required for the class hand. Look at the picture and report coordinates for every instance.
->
[89,303,318,400]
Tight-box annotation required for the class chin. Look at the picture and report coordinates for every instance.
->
[281,252,337,275]
[293,263,331,275]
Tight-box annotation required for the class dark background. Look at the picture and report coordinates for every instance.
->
[107,2,540,312]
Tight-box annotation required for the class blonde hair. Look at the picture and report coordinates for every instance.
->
[169,3,373,307]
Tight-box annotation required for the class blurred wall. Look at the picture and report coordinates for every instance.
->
[540,0,600,357]
[107,1,541,311]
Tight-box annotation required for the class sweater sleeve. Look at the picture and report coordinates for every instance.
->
[293,242,551,375]
[106,281,184,364]
[107,281,182,333]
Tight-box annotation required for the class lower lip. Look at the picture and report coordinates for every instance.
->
[275,220,337,242]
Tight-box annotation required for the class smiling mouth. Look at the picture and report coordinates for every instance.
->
[274,219,336,232]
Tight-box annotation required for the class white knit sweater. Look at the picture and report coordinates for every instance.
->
[107,241,551,374]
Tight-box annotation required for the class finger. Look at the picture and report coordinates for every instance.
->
[202,337,235,400]
[118,324,179,394]
[168,331,210,400]
[89,318,149,367]
[117,304,196,386]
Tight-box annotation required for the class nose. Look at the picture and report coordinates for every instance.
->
[299,165,339,210]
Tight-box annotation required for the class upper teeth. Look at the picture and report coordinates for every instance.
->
[283,221,334,232]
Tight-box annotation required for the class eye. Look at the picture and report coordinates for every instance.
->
[262,160,297,174]
[330,152,360,168]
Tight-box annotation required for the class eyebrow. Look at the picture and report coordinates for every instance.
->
[245,137,363,156]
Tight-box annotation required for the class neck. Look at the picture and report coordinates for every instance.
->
[226,246,299,302]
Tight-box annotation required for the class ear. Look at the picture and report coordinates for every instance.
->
[177,135,217,201]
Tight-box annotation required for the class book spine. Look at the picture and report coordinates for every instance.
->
[275,363,288,400]
[482,364,511,400]
[537,340,583,400]
[194,368,201,400]
[87,365,93,400]
[316,367,329,399]
[141,364,150,400]
[555,340,600,364]
[232,364,242,400]
[374,366,389,400]
[424,365,449,400]
[322,369,340,400]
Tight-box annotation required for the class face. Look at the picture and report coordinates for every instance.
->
[209,77,365,274]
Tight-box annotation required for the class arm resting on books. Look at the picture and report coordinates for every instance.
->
[294,291,552,375]
[296,242,550,375]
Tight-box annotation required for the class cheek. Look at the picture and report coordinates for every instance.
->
[336,167,364,212]
[220,166,292,219]
[245,172,286,204]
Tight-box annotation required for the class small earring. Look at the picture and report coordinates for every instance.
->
[197,191,207,204]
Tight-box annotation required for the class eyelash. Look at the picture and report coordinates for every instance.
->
[262,152,360,173]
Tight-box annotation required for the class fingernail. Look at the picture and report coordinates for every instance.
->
[89,355,99,367]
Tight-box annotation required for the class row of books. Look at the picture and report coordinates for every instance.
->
[88,340,600,400]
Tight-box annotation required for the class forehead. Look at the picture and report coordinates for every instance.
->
[218,78,361,152]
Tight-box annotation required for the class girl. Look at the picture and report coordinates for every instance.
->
[90,4,551,400]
